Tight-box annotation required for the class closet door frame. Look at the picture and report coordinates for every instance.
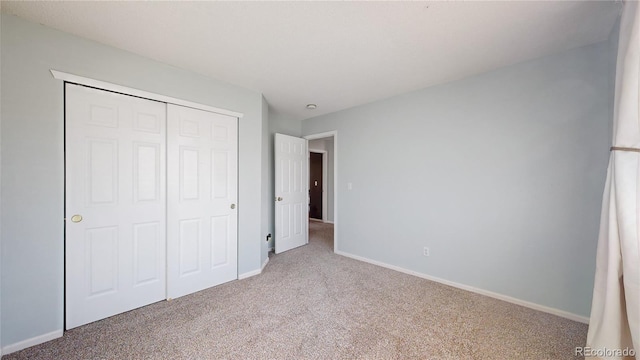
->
[52,70,243,118]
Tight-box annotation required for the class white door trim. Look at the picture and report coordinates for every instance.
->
[308,149,327,222]
[304,131,337,253]
[50,70,244,118]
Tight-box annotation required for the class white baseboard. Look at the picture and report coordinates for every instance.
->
[2,329,63,355]
[335,250,589,324]
[309,218,334,224]
[238,256,270,280]
[238,268,261,280]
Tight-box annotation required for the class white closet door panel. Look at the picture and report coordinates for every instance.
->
[65,84,167,329]
[167,104,238,299]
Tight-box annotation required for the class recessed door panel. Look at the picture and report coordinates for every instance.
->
[181,147,200,200]
[88,104,117,128]
[134,112,161,134]
[281,205,291,239]
[86,227,118,297]
[180,118,200,138]
[134,143,160,202]
[212,150,228,199]
[88,139,117,205]
[281,159,291,193]
[179,219,201,276]
[133,222,161,286]
[211,215,229,267]
[212,125,228,142]
[293,160,300,192]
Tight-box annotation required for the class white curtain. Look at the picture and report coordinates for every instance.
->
[587,1,640,358]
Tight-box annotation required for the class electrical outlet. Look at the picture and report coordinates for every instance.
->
[423,247,430,257]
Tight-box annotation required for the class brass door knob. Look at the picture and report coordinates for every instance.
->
[71,214,83,223]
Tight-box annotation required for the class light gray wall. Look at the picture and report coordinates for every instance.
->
[266,110,302,250]
[607,18,620,144]
[261,96,270,266]
[0,12,3,352]
[308,138,326,150]
[302,41,613,318]
[326,138,335,222]
[1,14,266,349]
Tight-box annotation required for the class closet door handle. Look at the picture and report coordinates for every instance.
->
[230,204,236,209]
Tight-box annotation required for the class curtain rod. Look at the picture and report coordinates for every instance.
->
[611,146,640,153]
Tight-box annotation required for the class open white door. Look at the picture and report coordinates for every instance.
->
[275,133,309,254]
[65,84,167,329]
[167,104,238,299]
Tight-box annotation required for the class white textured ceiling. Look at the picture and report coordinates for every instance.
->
[2,1,621,120]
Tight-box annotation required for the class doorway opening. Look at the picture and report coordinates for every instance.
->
[308,151,325,221]
[304,131,337,253]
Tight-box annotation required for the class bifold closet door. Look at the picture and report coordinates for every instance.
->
[65,84,167,329]
[167,104,238,299]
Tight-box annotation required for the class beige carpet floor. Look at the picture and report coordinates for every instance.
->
[4,221,587,359]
